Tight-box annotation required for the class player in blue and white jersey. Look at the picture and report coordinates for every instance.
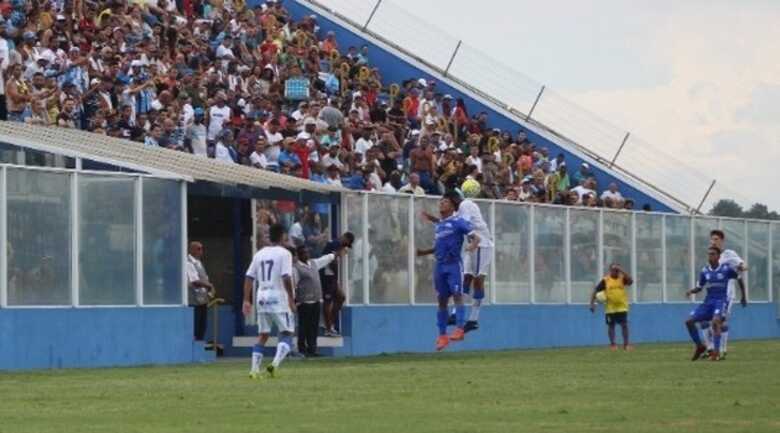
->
[684,246,739,361]
[417,193,480,352]
[709,229,747,359]
[423,189,493,334]
[243,224,296,379]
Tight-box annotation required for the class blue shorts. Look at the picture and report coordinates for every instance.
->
[690,299,729,322]
[434,262,463,299]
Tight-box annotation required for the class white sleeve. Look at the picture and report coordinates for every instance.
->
[312,254,336,270]
[280,250,293,278]
[186,262,199,284]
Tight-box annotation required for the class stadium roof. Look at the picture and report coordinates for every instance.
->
[0,121,341,195]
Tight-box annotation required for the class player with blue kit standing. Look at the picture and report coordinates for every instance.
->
[684,246,738,361]
[417,193,481,352]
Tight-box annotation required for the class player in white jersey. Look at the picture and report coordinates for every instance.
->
[243,224,296,379]
[702,229,747,359]
[423,189,493,333]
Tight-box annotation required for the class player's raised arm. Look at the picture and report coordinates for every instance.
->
[421,211,440,224]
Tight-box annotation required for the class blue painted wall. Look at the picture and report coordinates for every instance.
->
[286,1,674,212]
[335,303,780,356]
[0,307,214,370]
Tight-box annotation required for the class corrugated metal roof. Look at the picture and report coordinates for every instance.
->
[0,121,342,194]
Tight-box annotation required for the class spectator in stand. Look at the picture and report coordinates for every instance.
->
[398,172,426,196]
[601,182,624,205]
[572,162,594,187]
[0,0,635,213]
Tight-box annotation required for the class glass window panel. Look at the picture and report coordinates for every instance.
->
[494,202,530,303]
[534,206,566,303]
[665,216,691,302]
[367,195,409,304]
[142,178,182,305]
[693,218,718,302]
[344,193,364,304]
[693,218,718,272]
[413,197,440,304]
[569,209,599,303]
[747,222,770,302]
[636,213,663,302]
[6,168,71,305]
[79,176,136,305]
[772,224,780,307]
[603,211,632,275]
[721,220,746,258]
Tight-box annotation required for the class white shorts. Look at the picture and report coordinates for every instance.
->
[463,246,492,276]
[257,311,295,334]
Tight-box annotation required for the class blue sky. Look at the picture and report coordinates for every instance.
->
[318,0,780,211]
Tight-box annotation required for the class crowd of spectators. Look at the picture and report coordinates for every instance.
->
[0,0,642,210]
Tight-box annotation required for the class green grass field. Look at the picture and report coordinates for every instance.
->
[1,341,779,433]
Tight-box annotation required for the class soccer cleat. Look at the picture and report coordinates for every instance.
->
[720,352,727,361]
[709,351,720,361]
[623,345,634,352]
[249,371,261,380]
[265,364,276,378]
[435,335,450,351]
[691,345,707,361]
[463,321,479,333]
[450,328,465,342]
[609,344,618,352]
[447,314,456,326]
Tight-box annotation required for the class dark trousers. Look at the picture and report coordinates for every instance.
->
[194,305,208,341]
[297,302,321,355]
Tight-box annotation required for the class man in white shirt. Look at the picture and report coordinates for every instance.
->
[600,182,624,203]
[207,93,232,141]
[214,129,236,163]
[398,173,426,196]
[186,109,208,156]
[187,242,214,341]
[250,138,269,169]
[0,23,9,120]
[572,179,597,204]
[215,36,236,70]
[264,119,284,171]
[354,127,374,159]
[242,224,295,379]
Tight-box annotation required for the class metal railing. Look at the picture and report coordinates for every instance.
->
[300,0,754,213]
[340,191,779,307]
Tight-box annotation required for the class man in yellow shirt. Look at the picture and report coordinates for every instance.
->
[590,263,633,351]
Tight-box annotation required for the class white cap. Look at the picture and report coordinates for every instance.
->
[303,117,317,126]
[130,59,143,67]
[417,78,428,87]
[296,131,311,141]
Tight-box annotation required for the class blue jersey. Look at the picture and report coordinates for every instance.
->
[434,216,473,264]
[697,263,738,302]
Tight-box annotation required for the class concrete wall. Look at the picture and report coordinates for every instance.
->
[0,307,214,370]
[335,303,780,356]
[286,1,674,212]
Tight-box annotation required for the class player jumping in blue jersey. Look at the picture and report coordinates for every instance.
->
[417,194,481,351]
[684,246,738,361]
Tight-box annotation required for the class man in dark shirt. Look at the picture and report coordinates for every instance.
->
[320,232,355,336]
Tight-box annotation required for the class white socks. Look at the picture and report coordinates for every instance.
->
[469,299,482,322]
[272,341,291,368]
[251,350,263,373]
[721,331,729,353]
